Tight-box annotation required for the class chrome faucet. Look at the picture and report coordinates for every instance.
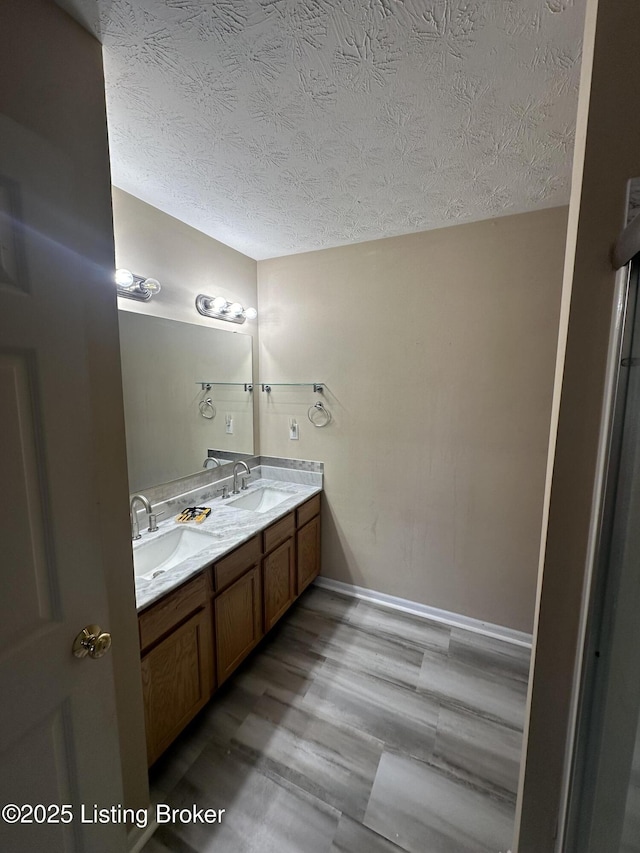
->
[232,461,251,494]
[203,456,221,469]
[130,493,153,540]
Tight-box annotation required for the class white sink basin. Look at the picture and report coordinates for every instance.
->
[133,527,217,580]
[227,487,290,513]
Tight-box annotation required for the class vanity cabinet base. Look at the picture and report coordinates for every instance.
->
[138,493,321,766]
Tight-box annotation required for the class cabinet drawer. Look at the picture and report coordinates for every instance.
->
[263,511,295,554]
[139,574,207,653]
[213,535,261,592]
[296,494,321,528]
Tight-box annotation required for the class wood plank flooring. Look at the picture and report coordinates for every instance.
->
[143,586,530,853]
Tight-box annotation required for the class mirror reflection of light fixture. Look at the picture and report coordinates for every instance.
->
[115,268,162,302]
[195,293,257,324]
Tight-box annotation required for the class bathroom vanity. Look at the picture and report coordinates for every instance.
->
[135,485,321,766]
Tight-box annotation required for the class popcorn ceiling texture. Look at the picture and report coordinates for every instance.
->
[65,0,584,259]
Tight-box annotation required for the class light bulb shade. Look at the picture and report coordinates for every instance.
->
[142,277,161,294]
[229,302,243,317]
[115,268,134,287]
[243,307,258,320]
[212,296,228,312]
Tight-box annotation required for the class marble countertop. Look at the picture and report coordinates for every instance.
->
[134,477,322,612]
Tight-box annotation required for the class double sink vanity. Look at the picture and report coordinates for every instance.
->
[118,311,324,765]
[130,463,322,766]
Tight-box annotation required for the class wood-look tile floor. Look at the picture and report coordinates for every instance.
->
[143,586,530,853]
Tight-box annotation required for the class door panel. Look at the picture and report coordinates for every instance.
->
[0,706,78,852]
[0,351,56,649]
[0,175,28,292]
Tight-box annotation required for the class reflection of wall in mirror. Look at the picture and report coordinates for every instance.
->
[118,311,254,491]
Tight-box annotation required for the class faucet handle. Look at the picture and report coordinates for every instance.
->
[215,485,230,500]
[240,474,251,491]
[148,511,164,532]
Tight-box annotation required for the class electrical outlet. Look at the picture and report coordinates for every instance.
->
[225,416,233,434]
[289,420,299,440]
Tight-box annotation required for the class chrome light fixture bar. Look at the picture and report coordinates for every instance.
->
[195,293,257,325]
[115,268,161,302]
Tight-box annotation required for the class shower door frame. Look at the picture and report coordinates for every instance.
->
[563,252,640,851]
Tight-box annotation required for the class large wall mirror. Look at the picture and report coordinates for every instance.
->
[119,311,254,492]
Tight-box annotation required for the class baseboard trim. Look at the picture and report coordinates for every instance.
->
[313,577,533,648]
[128,812,158,853]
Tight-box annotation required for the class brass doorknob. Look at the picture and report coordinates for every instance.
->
[72,625,112,659]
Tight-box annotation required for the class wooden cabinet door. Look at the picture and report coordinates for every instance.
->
[215,566,262,685]
[297,514,321,595]
[263,537,295,632]
[141,606,213,766]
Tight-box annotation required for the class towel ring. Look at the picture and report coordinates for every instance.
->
[308,401,331,428]
[199,397,216,419]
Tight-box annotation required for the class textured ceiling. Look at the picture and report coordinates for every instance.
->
[62,0,585,260]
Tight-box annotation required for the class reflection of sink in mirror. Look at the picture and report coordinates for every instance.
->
[227,488,290,513]
[134,527,217,580]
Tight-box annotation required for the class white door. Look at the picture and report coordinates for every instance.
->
[0,3,128,851]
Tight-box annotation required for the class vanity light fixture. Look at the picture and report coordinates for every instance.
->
[115,268,162,302]
[195,293,257,325]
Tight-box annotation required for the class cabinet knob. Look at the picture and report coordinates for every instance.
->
[72,625,112,659]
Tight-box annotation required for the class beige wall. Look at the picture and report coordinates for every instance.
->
[516,0,640,849]
[111,187,260,458]
[258,207,567,633]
